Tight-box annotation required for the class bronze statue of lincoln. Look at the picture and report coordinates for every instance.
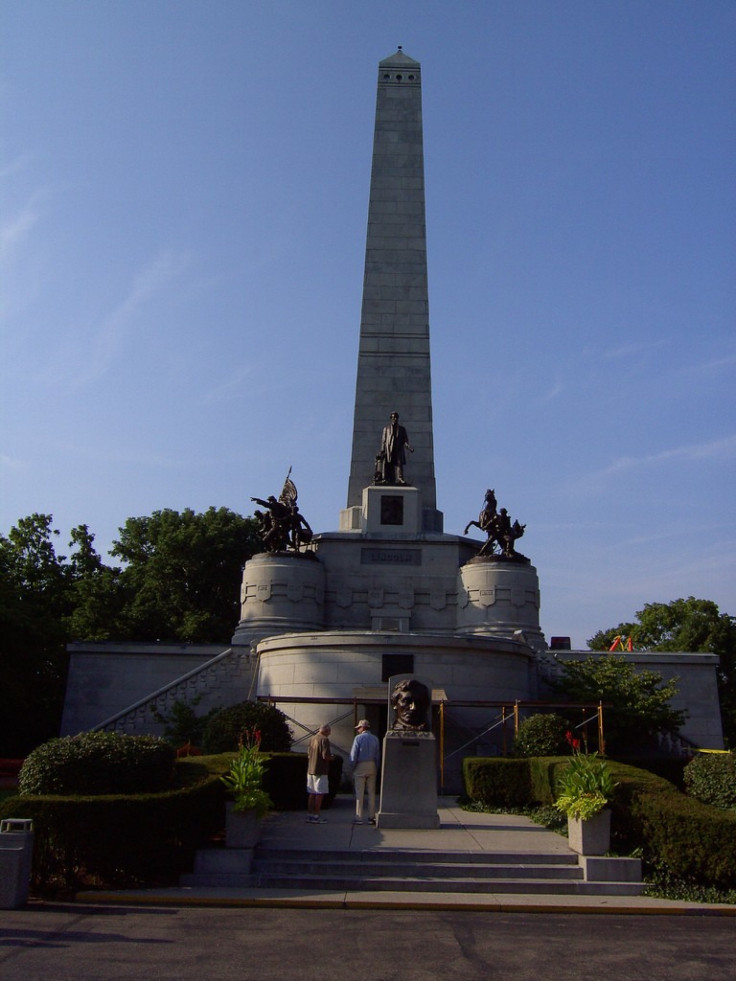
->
[377,411,414,485]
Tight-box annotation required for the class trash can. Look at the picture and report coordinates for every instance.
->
[0,818,34,909]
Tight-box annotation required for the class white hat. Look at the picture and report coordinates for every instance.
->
[355,719,370,729]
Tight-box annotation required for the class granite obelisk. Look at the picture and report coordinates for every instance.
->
[346,49,442,533]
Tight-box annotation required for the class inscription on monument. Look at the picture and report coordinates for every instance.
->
[361,548,422,566]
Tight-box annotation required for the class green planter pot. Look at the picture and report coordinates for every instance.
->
[225,803,263,849]
[567,808,611,856]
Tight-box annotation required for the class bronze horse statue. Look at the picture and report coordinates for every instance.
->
[464,489,526,558]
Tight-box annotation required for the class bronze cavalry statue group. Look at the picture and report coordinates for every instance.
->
[464,488,527,560]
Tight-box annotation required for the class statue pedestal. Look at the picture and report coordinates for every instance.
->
[376,731,440,829]
[231,552,325,647]
[456,556,546,654]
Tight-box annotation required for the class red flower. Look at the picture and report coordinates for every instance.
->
[565,730,581,752]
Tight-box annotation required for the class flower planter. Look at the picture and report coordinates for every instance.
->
[225,803,263,849]
[567,808,611,856]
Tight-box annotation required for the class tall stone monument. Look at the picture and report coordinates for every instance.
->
[59,48,724,770]
[344,49,442,535]
[231,50,547,790]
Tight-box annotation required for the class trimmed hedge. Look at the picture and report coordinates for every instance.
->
[18,732,175,796]
[463,758,532,808]
[463,756,736,889]
[0,751,345,891]
[0,776,225,890]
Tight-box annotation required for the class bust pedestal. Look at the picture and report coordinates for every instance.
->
[376,731,440,829]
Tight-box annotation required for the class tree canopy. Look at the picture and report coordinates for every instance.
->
[109,507,261,643]
[587,597,736,748]
[553,654,687,756]
[1,508,260,755]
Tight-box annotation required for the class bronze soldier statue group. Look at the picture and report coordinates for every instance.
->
[250,425,526,565]
[251,470,313,553]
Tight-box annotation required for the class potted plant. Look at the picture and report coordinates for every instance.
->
[554,732,617,855]
[220,728,273,849]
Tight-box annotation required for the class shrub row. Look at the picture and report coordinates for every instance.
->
[462,758,532,809]
[463,756,736,889]
[0,776,225,891]
[0,751,344,891]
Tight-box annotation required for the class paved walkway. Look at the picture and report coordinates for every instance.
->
[77,796,736,914]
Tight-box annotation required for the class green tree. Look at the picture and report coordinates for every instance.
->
[588,598,736,747]
[0,515,73,755]
[111,507,260,643]
[64,525,125,640]
[553,655,686,756]
[1,507,260,755]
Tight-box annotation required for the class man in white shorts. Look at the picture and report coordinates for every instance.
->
[306,724,333,823]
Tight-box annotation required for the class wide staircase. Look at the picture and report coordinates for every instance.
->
[181,798,643,899]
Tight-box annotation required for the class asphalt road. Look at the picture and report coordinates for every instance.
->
[1,904,734,981]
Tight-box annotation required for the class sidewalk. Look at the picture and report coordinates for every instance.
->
[76,796,736,914]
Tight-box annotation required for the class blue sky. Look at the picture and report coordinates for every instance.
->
[2,1,734,648]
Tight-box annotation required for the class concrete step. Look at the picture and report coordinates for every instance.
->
[253,859,583,881]
[184,872,642,897]
[255,847,579,866]
[181,844,643,896]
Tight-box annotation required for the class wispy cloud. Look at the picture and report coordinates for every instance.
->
[68,249,191,389]
[538,380,564,403]
[200,364,257,404]
[0,453,27,471]
[0,190,45,260]
[678,352,736,377]
[59,441,197,470]
[587,434,736,482]
[599,338,668,362]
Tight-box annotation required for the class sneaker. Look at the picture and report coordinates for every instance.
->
[353,819,364,825]
[314,817,327,824]
[368,817,376,825]
[306,816,317,823]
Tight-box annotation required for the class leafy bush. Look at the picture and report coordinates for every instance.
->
[513,714,570,757]
[683,753,736,809]
[220,730,272,816]
[18,732,175,796]
[552,654,686,755]
[202,701,292,754]
[554,753,617,820]
[151,696,220,748]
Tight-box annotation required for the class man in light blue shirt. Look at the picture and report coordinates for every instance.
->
[349,719,381,824]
